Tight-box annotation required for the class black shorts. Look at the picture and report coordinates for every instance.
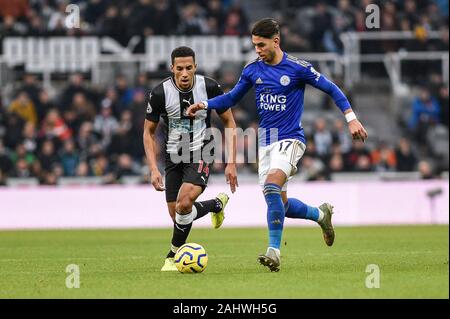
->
[165,159,211,203]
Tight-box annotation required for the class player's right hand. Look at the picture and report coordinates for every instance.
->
[348,119,368,142]
[185,103,205,117]
[151,170,165,191]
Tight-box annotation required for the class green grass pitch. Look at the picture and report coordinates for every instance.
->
[0,225,448,298]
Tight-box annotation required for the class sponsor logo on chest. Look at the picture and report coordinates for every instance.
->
[259,93,287,112]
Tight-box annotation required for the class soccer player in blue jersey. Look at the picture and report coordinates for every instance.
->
[186,18,368,272]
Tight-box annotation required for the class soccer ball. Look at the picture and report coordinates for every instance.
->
[174,243,208,273]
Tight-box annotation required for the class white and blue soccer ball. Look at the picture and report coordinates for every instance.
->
[174,243,208,273]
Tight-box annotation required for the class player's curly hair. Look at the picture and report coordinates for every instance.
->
[251,18,280,39]
[171,46,196,64]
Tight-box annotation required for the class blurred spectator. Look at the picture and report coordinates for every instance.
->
[395,138,418,171]
[115,153,139,177]
[370,142,397,172]
[13,158,31,177]
[328,153,345,173]
[134,73,150,93]
[91,153,110,176]
[129,89,147,132]
[206,0,225,34]
[300,155,327,181]
[354,154,373,172]
[0,141,13,175]
[345,140,371,171]
[93,103,119,149]
[280,24,311,52]
[8,91,38,125]
[177,3,208,35]
[39,170,58,185]
[408,87,441,143]
[2,113,24,149]
[21,122,37,154]
[313,118,333,159]
[11,143,35,167]
[69,93,97,129]
[310,2,332,51]
[128,0,154,38]
[101,87,123,120]
[47,0,70,35]
[222,5,248,36]
[21,74,40,107]
[38,139,59,171]
[76,160,91,177]
[1,16,23,37]
[76,121,100,160]
[332,118,352,154]
[36,89,56,122]
[59,73,90,113]
[60,139,79,177]
[151,0,179,35]
[97,5,128,45]
[39,109,72,142]
[418,160,435,179]
[114,75,134,114]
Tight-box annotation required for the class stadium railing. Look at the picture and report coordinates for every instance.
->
[340,31,447,88]
[0,32,447,91]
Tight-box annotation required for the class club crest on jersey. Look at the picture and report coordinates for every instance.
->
[280,75,290,86]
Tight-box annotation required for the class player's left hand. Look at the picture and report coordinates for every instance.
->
[225,163,238,193]
[348,119,368,142]
[185,103,205,117]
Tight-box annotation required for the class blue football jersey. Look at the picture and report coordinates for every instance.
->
[205,52,351,146]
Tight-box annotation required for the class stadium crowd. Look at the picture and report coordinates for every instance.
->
[0,0,448,185]
[0,69,447,186]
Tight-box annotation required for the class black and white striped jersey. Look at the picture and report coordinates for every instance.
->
[145,75,227,154]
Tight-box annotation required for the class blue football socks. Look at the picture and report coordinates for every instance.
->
[284,198,320,222]
[263,183,285,250]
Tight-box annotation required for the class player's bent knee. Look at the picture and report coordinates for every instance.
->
[175,196,194,214]
[265,169,287,186]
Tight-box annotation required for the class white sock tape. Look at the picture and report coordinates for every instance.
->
[175,211,194,225]
[345,111,357,123]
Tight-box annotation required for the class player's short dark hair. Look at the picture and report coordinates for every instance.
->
[171,46,195,65]
[251,18,280,39]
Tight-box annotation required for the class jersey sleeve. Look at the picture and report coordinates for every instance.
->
[204,77,227,115]
[298,62,351,113]
[145,86,165,122]
[205,67,253,111]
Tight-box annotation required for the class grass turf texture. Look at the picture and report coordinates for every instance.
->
[0,225,447,298]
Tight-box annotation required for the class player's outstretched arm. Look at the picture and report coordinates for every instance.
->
[186,71,253,117]
[344,109,368,142]
[301,64,368,142]
[218,109,239,193]
[143,119,165,191]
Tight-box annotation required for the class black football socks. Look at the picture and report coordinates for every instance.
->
[193,199,223,220]
[167,211,193,258]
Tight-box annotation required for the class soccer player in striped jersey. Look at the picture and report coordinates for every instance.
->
[187,19,368,272]
[143,47,238,271]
